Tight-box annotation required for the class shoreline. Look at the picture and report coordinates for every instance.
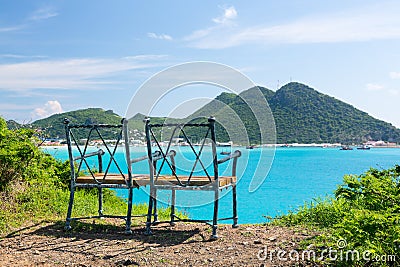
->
[39,144,400,149]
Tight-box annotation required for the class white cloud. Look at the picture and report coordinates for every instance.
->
[29,6,58,21]
[366,83,384,91]
[0,54,47,59]
[0,25,24,32]
[212,6,237,24]
[184,6,238,43]
[0,6,57,34]
[185,1,400,49]
[147,32,173,41]
[0,56,168,91]
[123,54,168,60]
[389,71,400,79]
[32,100,63,119]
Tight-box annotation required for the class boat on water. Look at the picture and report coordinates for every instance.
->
[216,141,233,147]
[280,144,291,148]
[220,151,231,155]
[246,145,255,149]
[357,145,371,150]
[340,145,353,150]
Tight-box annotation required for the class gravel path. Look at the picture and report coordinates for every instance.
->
[0,220,320,266]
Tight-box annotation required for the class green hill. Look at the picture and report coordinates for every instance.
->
[31,108,122,139]
[5,119,22,130]
[270,83,400,144]
[18,83,400,144]
[188,82,400,144]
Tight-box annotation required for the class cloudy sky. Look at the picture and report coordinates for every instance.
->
[1,0,400,127]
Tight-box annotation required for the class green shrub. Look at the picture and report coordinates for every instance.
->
[270,166,400,266]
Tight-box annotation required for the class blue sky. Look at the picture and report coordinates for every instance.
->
[1,0,400,127]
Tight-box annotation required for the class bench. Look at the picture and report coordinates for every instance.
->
[64,118,153,233]
[143,117,241,239]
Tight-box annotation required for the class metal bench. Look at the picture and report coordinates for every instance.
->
[63,118,153,234]
[143,117,241,239]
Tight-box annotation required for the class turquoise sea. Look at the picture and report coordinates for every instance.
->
[44,146,400,224]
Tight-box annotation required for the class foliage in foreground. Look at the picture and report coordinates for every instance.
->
[270,166,400,266]
[0,117,172,234]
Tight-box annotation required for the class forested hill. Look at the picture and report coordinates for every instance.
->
[7,82,400,144]
[269,83,400,143]
[31,108,122,139]
[189,82,400,144]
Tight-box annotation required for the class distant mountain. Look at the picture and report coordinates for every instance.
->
[11,82,400,144]
[269,83,400,144]
[188,82,400,144]
[187,86,276,144]
[6,120,22,130]
[31,108,122,139]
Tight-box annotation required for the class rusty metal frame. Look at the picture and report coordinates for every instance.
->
[143,117,241,239]
[64,118,139,234]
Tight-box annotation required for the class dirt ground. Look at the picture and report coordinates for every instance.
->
[0,219,321,266]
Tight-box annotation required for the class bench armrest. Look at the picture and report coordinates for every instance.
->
[130,151,161,164]
[73,149,104,161]
[73,149,105,173]
[130,150,176,164]
[217,150,241,164]
[217,150,241,177]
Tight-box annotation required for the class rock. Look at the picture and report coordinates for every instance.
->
[115,258,139,266]
[208,258,214,262]
[254,239,263,244]
[102,255,113,260]
[268,236,277,242]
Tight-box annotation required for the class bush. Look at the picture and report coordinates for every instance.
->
[270,166,400,266]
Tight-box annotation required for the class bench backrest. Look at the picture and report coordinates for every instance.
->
[64,118,131,186]
[144,117,223,186]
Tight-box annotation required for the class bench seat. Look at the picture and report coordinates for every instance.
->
[76,174,236,187]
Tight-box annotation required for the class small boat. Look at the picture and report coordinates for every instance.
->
[220,151,231,155]
[340,145,353,150]
[216,141,233,147]
[246,145,255,149]
[357,145,371,150]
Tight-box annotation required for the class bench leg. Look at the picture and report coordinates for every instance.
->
[65,187,75,231]
[125,187,133,234]
[232,184,238,228]
[98,188,103,217]
[212,189,219,239]
[145,188,154,235]
[170,189,176,226]
[152,190,158,223]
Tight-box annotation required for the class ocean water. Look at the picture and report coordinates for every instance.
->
[44,146,400,224]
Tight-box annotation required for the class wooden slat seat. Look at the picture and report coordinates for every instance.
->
[76,173,149,185]
[135,175,236,187]
[76,174,236,187]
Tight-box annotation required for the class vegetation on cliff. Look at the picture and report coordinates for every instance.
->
[270,165,400,266]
